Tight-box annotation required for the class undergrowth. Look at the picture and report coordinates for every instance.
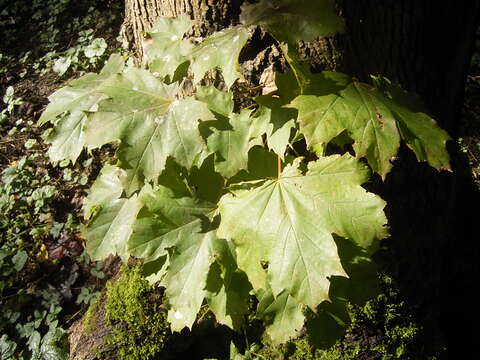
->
[0,0,123,358]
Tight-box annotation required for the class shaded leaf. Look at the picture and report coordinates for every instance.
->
[289,72,451,176]
[240,0,344,44]
[195,85,234,117]
[205,238,252,330]
[256,288,305,344]
[207,109,269,178]
[127,185,220,331]
[12,250,28,272]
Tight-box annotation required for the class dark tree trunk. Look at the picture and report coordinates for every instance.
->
[328,3,480,358]
[108,1,480,359]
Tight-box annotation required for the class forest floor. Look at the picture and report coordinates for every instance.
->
[1,1,479,359]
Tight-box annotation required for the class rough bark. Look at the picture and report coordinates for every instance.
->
[121,0,242,62]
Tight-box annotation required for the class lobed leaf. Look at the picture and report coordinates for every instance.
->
[144,14,194,79]
[85,68,214,195]
[218,155,387,313]
[289,72,451,177]
[82,164,126,218]
[205,239,252,330]
[190,27,249,89]
[256,288,305,344]
[206,109,269,178]
[84,195,141,261]
[127,185,221,331]
[240,0,344,45]
[39,54,124,163]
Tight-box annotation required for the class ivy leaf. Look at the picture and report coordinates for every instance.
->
[127,185,220,331]
[145,14,194,79]
[84,195,141,261]
[289,72,451,177]
[218,155,387,311]
[190,27,249,88]
[85,68,214,194]
[84,38,107,58]
[0,334,17,359]
[52,56,72,76]
[12,250,28,271]
[240,0,344,45]
[39,54,124,163]
[37,328,68,360]
[206,109,269,178]
[256,289,305,344]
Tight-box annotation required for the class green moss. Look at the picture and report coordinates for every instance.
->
[307,275,438,360]
[104,265,169,360]
[255,274,440,360]
[83,296,100,335]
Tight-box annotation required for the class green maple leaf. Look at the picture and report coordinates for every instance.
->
[289,72,451,177]
[127,185,220,331]
[206,109,269,178]
[255,97,297,158]
[254,70,299,158]
[190,27,249,88]
[205,238,252,330]
[218,155,387,311]
[39,54,124,163]
[145,14,194,79]
[240,0,344,45]
[84,195,141,261]
[256,288,305,344]
[163,228,218,331]
[195,85,234,117]
[84,68,214,194]
[83,164,126,218]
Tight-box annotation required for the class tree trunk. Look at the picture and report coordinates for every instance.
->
[121,0,242,62]
[110,1,480,358]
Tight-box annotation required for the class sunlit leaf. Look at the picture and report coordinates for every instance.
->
[39,54,124,163]
[84,195,140,261]
[190,27,249,88]
[218,155,387,310]
[145,14,194,78]
[85,68,214,194]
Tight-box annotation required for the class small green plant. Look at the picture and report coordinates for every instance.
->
[76,286,100,306]
[39,0,451,349]
[0,151,87,359]
[51,29,109,76]
[0,86,23,125]
[0,240,69,359]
